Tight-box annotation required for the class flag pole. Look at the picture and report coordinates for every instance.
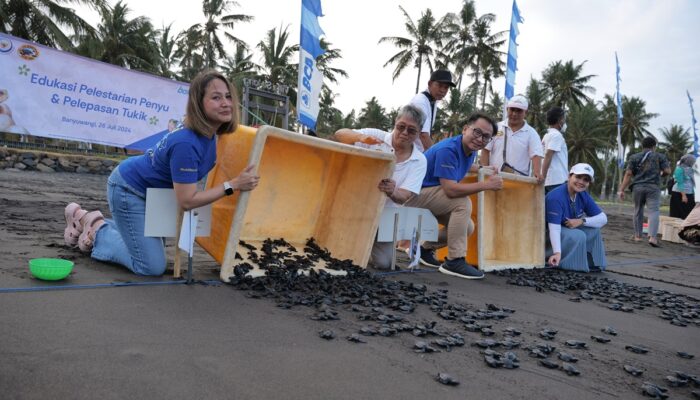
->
[503,0,523,118]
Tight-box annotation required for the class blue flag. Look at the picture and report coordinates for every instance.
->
[615,52,624,167]
[504,0,523,101]
[297,0,325,130]
[688,90,699,157]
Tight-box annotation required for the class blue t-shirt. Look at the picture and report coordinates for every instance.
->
[422,135,476,187]
[545,183,602,225]
[119,128,217,195]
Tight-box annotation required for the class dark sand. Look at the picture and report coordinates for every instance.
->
[1,169,698,400]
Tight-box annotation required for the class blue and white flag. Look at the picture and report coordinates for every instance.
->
[688,90,698,157]
[504,0,523,101]
[297,0,325,131]
[615,52,624,166]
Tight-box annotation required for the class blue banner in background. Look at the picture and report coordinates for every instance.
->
[297,0,325,131]
[615,52,624,167]
[504,0,523,101]
[688,90,698,157]
[0,33,188,148]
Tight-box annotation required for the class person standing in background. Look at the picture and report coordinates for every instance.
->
[541,107,568,194]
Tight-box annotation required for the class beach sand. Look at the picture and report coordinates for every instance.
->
[0,169,698,399]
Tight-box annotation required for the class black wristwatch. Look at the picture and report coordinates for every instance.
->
[581,218,587,225]
[223,182,234,196]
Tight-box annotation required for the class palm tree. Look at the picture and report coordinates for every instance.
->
[257,25,299,89]
[659,124,692,167]
[442,0,477,91]
[316,86,343,136]
[72,1,159,74]
[155,23,179,79]
[316,39,349,85]
[566,102,609,173]
[541,60,596,110]
[441,88,475,140]
[466,13,506,107]
[525,77,549,134]
[379,6,448,93]
[0,0,104,50]
[220,43,259,90]
[193,0,253,68]
[484,91,504,121]
[358,97,390,130]
[619,95,658,152]
[175,26,206,81]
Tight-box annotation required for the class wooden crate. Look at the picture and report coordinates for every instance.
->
[660,217,684,243]
[437,170,545,271]
[196,125,395,281]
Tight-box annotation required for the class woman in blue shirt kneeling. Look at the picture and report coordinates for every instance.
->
[62,69,260,276]
[545,163,607,272]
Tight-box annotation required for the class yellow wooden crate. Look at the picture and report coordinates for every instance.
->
[437,170,545,271]
[196,125,395,281]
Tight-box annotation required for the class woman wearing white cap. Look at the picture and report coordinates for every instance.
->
[545,163,607,272]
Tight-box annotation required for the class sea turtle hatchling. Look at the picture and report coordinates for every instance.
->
[565,340,588,349]
[601,326,618,336]
[319,330,335,340]
[561,363,581,376]
[590,335,611,343]
[414,341,439,353]
[641,382,669,399]
[624,365,644,377]
[626,345,650,354]
[435,372,459,386]
[557,352,579,363]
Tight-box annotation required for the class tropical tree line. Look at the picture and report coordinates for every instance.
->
[1,0,694,184]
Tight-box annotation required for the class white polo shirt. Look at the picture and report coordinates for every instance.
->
[409,91,437,152]
[355,128,427,208]
[542,127,568,186]
[485,121,543,175]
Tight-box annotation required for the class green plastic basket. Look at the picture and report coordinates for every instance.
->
[29,258,74,281]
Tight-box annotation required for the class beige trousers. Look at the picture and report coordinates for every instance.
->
[406,185,474,259]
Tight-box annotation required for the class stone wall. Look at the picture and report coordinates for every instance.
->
[0,147,120,175]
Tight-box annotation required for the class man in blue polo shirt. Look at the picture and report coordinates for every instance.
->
[406,112,503,279]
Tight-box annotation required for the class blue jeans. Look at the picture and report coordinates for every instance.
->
[91,168,167,276]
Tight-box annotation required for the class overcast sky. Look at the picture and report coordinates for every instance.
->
[76,0,700,136]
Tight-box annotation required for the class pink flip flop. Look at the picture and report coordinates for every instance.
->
[78,211,104,252]
[64,203,88,247]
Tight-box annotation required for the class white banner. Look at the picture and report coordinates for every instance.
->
[0,33,189,148]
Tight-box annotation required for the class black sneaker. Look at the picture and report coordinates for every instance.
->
[439,257,484,280]
[419,247,441,268]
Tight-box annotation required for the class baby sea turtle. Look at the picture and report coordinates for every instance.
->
[692,390,700,399]
[484,355,504,368]
[473,339,499,349]
[319,330,335,340]
[346,334,366,343]
[557,352,579,363]
[561,362,581,376]
[539,359,559,369]
[502,352,520,369]
[626,345,650,354]
[624,365,644,377]
[601,326,618,336]
[359,326,378,336]
[414,341,439,353]
[435,372,459,386]
[480,327,496,337]
[539,329,558,340]
[590,335,611,343]
[503,327,522,336]
[641,382,668,399]
[665,375,689,387]
[565,340,588,349]
[677,351,695,359]
[534,343,556,354]
[377,326,398,337]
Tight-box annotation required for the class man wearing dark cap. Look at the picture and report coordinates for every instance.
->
[409,70,456,152]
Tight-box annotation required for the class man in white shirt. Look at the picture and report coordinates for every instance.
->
[480,94,544,182]
[332,104,428,269]
[541,106,569,193]
[409,70,455,152]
